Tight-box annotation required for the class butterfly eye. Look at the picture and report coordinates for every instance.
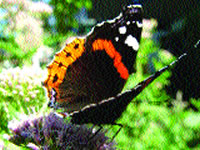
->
[50,88,57,97]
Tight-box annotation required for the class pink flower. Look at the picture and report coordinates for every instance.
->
[143,19,157,31]
[16,85,22,90]
[34,90,40,94]
[25,97,30,102]
[4,0,17,5]
[142,19,158,38]
[3,134,10,140]
[8,81,12,87]
[12,90,17,94]
[142,32,151,38]
[4,0,26,6]
[28,85,33,90]
[0,140,4,149]
[15,11,43,53]
[31,94,36,99]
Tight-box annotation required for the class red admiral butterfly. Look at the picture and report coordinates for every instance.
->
[43,3,187,140]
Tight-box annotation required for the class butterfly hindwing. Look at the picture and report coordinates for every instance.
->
[70,53,187,125]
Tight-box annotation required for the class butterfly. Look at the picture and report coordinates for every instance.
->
[43,3,187,140]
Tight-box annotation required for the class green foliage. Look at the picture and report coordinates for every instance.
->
[0,66,48,149]
[113,103,200,149]
[49,0,92,33]
[109,38,200,150]
[43,32,74,52]
[0,103,9,132]
[125,38,174,103]
[191,98,200,110]
[0,36,37,67]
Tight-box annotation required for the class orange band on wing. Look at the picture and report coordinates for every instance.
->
[44,38,85,98]
[92,39,129,79]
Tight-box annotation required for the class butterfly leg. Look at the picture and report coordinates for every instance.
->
[111,123,123,142]
[89,125,103,141]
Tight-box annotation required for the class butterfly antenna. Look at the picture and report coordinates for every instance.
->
[88,125,103,141]
[110,123,123,142]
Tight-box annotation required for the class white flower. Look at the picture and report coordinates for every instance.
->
[19,91,24,96]
[0,140,4,149]
[12,90,17,94]
[16,84,22,90]
[15,11,43,52]
[29,1,53,14]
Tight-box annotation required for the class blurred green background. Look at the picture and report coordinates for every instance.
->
[0,0,199,149]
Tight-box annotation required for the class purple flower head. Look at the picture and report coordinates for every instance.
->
[10,113,116,150]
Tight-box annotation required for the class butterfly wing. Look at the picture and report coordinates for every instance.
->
[43,4,143,113]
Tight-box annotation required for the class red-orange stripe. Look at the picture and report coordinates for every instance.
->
[92,39,129,79]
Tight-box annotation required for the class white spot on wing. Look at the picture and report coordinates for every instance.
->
[115,37,119,42]
[127,4,142,8]
[125,35,139,51]
[118,26,127,34]
[136,21,143,28]
[126,21,130,25]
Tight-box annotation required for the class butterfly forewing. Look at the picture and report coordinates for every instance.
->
[43,4,143,113]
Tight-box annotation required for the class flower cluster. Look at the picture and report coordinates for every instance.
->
[142,19,158,38]
[0,140,4,150]
[0,0,53,53]
[14,11,44,53]
[9,113,116,150]
[1,0,52,14]
[0,66,47,117]
[29,1,53,14]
